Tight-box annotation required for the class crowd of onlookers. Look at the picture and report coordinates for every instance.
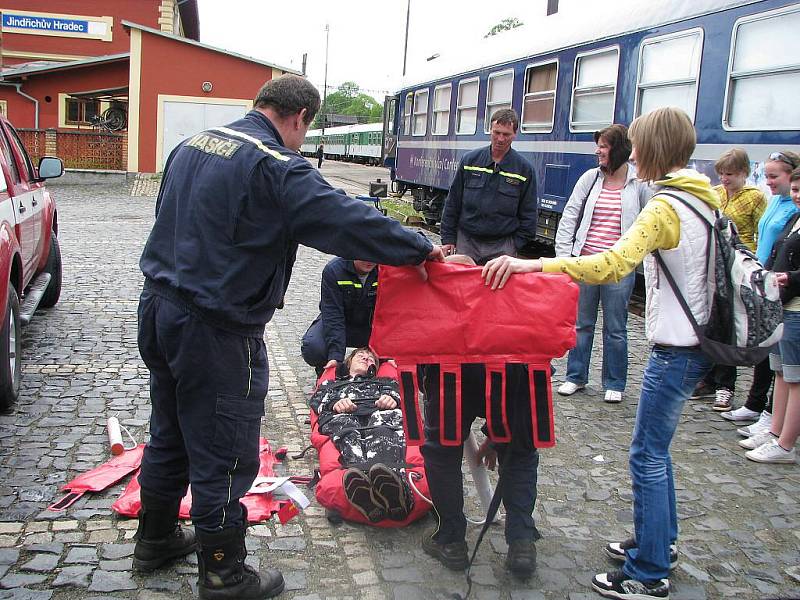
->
[553,139,800,466]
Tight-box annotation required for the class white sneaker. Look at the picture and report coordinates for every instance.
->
[557,381,584,396]
[721,406,761,422]
[604,390,622,403]
[739,429,776,450]
[737,412,772,437]
[745,438,797,464]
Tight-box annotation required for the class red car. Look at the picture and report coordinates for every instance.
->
[0,116,63,412]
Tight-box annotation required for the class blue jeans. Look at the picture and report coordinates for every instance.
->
[566,274,635,391]
[624,346,711,581]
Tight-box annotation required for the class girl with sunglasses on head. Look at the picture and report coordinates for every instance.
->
[743,167,800,464]
[726,151,800,435]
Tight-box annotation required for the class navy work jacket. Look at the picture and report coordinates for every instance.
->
[140,110,432,337]
[319,258,378,362]
[440,145,537,250]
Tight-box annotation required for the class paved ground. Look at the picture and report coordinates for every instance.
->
[0,162,797,599]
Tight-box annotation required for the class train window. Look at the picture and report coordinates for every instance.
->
[403,93,413,135]
[522,61,558,133]
[386,98,397,132]
[432,84,451,135]
[570,47,619,132]
[636,29,703,122]
[485,69,514,133]
[724,5,800,130]
[456,77,479,135]
[413,88,429,136]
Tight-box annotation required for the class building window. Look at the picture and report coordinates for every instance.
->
[65,97,100,125]
[412,88,429,136]
[570,47,619,132]
[485,70,513,132]
[522,61,557,133]
[432,84,451,135]
[724,5,800,130]
[456,77,479,135]
[0,101,6,118]
[636,29,703,122]
[402,93,413,135]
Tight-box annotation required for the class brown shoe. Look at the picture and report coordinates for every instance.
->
[368,463,411,521]
[343,468,385,522]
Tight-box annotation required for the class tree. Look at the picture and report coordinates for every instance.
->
[314,82,383,128]
[484,17,523,38]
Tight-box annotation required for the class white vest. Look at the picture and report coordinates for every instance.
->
[643,191,715,346]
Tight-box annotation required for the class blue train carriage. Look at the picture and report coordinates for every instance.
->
[388,0,800,241]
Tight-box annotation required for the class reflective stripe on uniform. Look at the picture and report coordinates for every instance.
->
[337,280,362,288]
[499,171,527,182]
[463,165,493,175]
[464,164,527,182]
[211,127,290,162]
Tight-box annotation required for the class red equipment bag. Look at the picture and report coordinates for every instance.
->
[111,438,286,523]
[49,445,145,511]
[310,362,431,527]
[370,263,578,448]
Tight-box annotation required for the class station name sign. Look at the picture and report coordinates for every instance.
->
[1,10,113,41]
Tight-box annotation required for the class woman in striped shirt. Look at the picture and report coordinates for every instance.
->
[554,125,650,403]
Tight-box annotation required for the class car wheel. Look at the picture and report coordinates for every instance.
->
[0,287,21,413]
[39,233,62,308]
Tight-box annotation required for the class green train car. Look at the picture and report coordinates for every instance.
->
[300,123,383,166]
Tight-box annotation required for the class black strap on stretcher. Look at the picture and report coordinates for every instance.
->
[397,362,554,448]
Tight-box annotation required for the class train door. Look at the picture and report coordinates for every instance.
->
[382,95,398,168]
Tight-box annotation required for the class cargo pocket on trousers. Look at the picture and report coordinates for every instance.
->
[212,394,265,458]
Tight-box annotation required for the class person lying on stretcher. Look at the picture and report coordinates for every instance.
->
[309,347,414,522]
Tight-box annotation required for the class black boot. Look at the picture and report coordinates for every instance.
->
[197,507,284,600]
[133,492,197,571]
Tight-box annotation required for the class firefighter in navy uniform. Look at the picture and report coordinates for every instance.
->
[301,257,378,375]
[422,109,541,580]
[439,108,537,265]
[133,74,443,600]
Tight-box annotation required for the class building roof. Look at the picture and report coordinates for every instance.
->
[0,53,130,79]
[121,21,301,75]
[400,0,761,89]
[178,0,201,41]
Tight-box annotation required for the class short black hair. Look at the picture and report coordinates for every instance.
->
[594,124,632,174]
[254,74,320,125]
[490,108,519,133]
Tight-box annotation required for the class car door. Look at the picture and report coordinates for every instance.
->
[0,124,38,283]
[6,125,44,278]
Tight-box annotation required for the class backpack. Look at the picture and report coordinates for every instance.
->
[654,190,783,366]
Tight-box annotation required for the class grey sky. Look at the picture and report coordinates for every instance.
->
[197,0,552,100]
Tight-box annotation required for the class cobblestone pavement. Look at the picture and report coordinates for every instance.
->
[0,168,798,600]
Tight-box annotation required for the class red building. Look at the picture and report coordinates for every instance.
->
[0,1,298,172]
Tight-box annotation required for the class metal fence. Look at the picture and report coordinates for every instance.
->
[17,129,125,170]
[56,130,125,170]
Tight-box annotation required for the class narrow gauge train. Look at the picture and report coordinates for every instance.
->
[384,0,800,242]
[301,122,384,165]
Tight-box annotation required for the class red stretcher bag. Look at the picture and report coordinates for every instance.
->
[310,362,431,527]
[49,445,145,511]
[369,263,578,448]
[112,438,284,523]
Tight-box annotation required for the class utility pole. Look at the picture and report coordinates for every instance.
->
[322,23,329,137]
[402,0,410,77]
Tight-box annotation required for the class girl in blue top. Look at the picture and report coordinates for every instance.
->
[756,151,800,264]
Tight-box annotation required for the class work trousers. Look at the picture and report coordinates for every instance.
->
[137,291,268,532]
[318,408,405,467]
[421,364,540,545]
